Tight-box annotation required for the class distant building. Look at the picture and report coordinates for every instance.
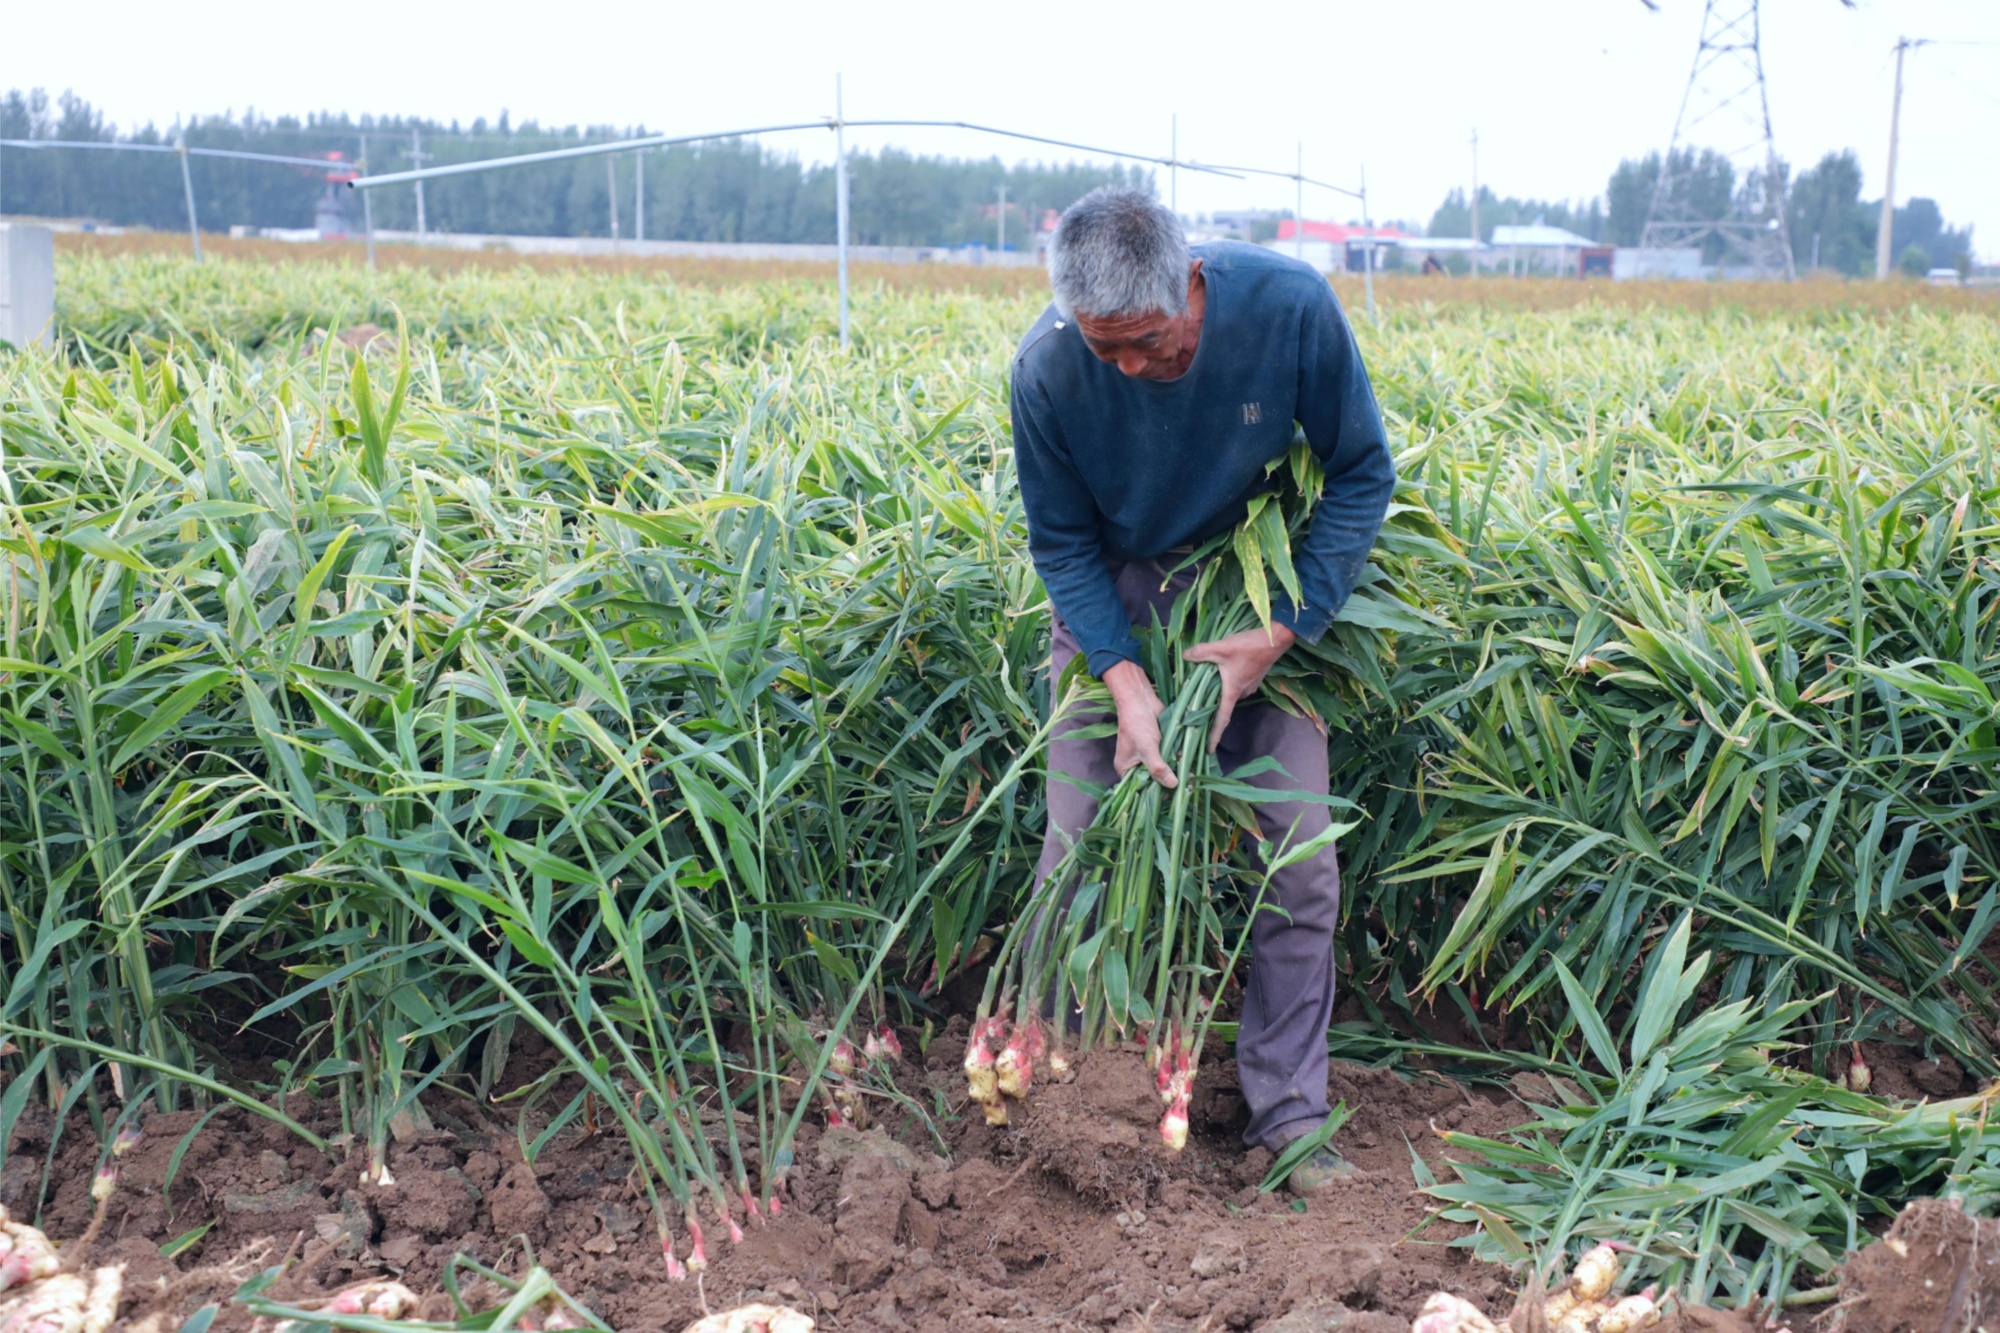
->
[313,184,351,236]
[1034,209,1059,262]
[1208,208,1283,240]
[1392,236,1490,273]
[1262,219,1416,274]
[1612,248,1706,280]
[1490,223,1598,276]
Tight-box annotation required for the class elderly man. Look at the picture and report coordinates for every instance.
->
[1010,187,1394,1192]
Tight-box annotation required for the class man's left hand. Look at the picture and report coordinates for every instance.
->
[1184,623,1298,753]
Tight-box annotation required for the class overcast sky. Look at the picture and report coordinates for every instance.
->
[5,0,1995,258]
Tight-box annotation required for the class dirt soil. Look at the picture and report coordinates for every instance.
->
[1834,1197,2000,1333]
[0,1026,1787,1333]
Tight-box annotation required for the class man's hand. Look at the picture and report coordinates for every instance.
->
[1185,623,1298,752]
[1102,659,1178,788]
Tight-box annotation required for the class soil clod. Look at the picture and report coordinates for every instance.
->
[1836,1197,2000,1333]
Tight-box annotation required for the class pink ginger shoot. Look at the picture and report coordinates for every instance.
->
[660,1229,687,1282]
[1154,1029,1195,1152]
[1845,1043,1873,1093]
[714,1191,745,1245]
[1154,1025,1181,1103]
[965,1011,1010,1123]
[1159,1096,1190,1152]
[685,1212,709,1272]
[995,1014,1046,1100]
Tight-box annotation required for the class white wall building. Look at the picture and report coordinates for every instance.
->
[1612,247,1708,280]
[1491,223,1599,276]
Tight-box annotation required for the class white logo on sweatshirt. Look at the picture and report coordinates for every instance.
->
[1242,402,1263,426]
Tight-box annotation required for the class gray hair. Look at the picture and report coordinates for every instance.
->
[1046,187,1190,321]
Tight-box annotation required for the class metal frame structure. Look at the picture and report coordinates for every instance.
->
[346,101,1377,341]
[0,135,364,264]
[1,99,1378,337]
[1639,0,1799,278]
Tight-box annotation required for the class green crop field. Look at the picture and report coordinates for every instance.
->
[5,250,2000,1317]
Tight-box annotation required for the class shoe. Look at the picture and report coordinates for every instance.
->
[1285,1146,1360,1196]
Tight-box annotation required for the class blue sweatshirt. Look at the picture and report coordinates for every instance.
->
[1010,241,1396,676]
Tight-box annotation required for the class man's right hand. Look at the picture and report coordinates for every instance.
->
[1102,660,1179,788]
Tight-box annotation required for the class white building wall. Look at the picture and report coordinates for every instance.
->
[1258,237,1344,274]
[1613,248,1707,280]
[0,223,56,351]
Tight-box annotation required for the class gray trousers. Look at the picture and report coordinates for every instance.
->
[1038,558,1341,1151]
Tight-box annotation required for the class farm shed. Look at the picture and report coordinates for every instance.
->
[1491,222,1598,276]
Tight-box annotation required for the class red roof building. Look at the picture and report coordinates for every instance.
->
[1273,219,1413,245]
[1265,219,1416,273]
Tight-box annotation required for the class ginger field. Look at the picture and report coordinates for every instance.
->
[3,250,2000,1327]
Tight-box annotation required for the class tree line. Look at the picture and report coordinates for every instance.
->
[1432,147,1976,274]
[1426,146,1972,276]
[0,89,1147,248]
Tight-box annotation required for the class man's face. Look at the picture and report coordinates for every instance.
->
[1072,263,1203,380]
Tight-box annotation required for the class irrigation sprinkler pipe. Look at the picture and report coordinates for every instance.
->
[3,135,375,266]
[342,114,1277,352]
[346,118,1252,191]
[836,78,850,350]
[847,120,1246,180]
[347,121,835,188]
[0,138,363,171]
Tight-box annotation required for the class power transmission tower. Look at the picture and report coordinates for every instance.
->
[1639,0,1795,279]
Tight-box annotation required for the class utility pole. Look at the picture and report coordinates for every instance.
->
[1469,129,1480,274]
[175,121,202,263]
[360,134,377,270]
[1359,165,1376,321]
[996,184,1006,254]
[1170,114,1178,216]
[1294,141,1304,265]
[1875,36,1926,279]
[635,151,645,243]
[409,129,429,238]
[606,155,620,242]
[835,74,850,350]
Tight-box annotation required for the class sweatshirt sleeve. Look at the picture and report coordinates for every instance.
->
[1273,281,1396,643]
[1011,369,1143,675]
